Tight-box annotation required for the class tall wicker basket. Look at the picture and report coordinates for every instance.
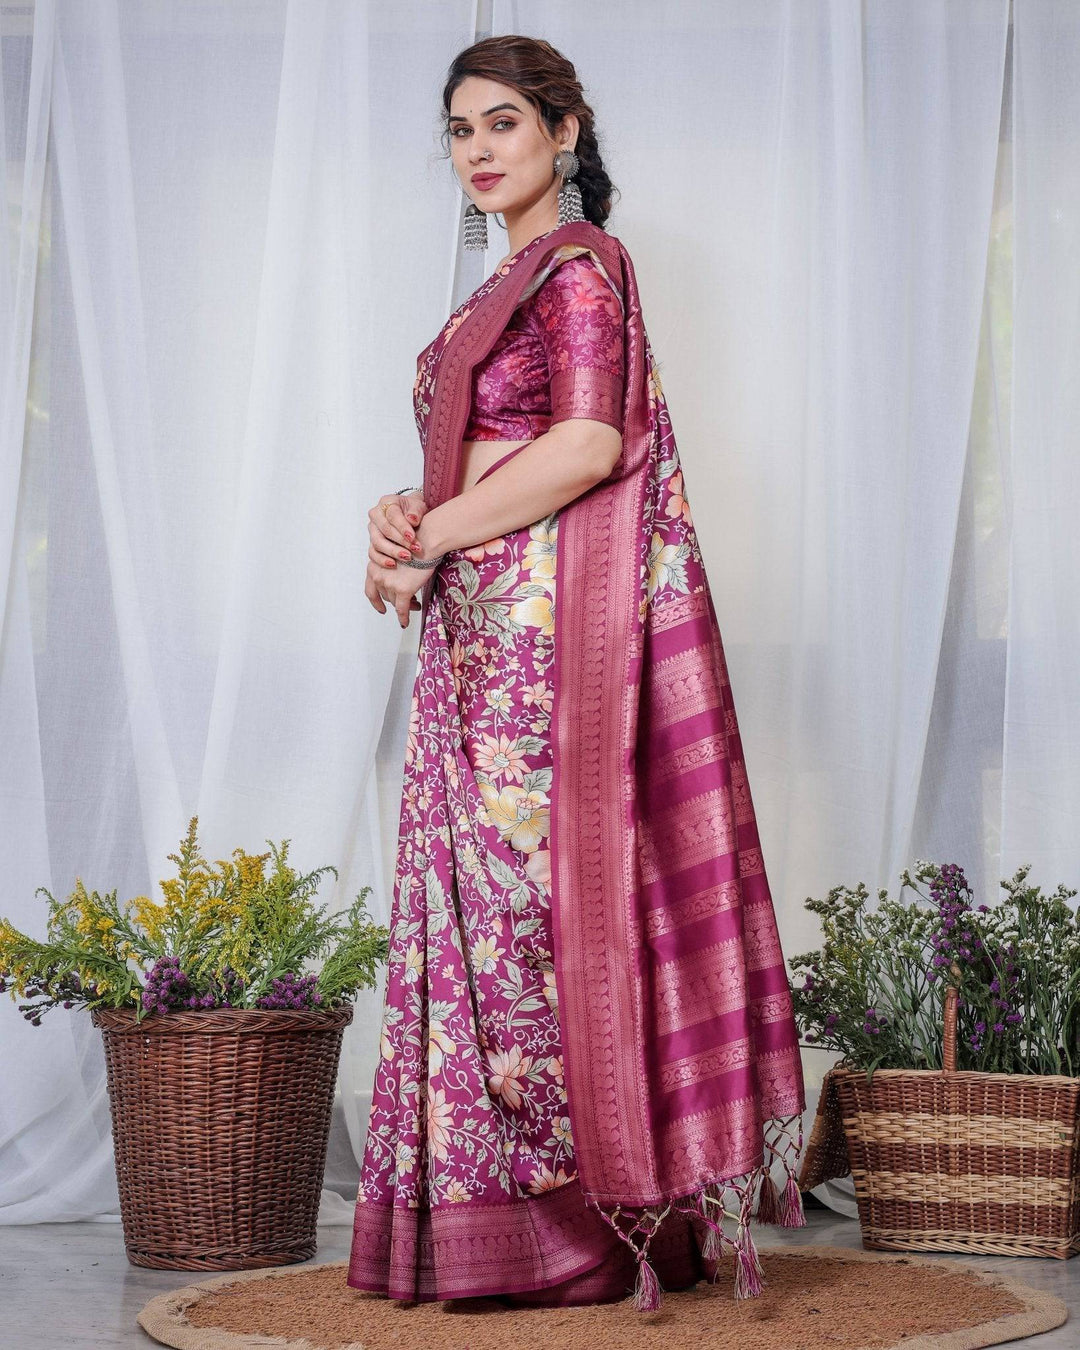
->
[797,983,1080,1259]
[91,1004,353,1270]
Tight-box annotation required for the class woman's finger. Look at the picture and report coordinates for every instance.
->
[397,492,426,526]
[369,506,423,562]
[364,571,387,613]
[369,543,399,569]
[369,497,419,550]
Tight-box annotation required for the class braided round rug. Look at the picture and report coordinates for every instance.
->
[135,1246,1068,1350]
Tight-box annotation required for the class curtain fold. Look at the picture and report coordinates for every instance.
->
[1,0,1069,1233]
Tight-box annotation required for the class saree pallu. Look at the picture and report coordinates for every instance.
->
[350,220,807,1312]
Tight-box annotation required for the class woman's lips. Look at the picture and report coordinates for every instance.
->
[471,174,504,190]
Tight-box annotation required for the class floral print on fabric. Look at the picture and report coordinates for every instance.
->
[357,503,577,1210]
[463,252,625,441]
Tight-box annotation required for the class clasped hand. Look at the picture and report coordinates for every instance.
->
[365,490,435,628]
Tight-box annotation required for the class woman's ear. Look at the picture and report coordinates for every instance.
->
[558,113,580,154]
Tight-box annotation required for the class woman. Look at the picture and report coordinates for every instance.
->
[349,35,807,1313]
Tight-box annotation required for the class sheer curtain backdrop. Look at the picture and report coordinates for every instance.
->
[2,0,1072,1231]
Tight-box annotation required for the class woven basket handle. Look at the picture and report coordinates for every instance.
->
[942,960,963,1073]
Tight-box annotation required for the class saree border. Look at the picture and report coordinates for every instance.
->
[347,1175,620,1302]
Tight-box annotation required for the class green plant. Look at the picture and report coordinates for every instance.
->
[789,860,1080,1078]
[0,817,389,1024]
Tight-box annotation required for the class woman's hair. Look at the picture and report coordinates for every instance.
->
[439,35,619,229]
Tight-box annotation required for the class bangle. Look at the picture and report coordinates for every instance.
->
[399,552,445,569]
[394,484,423,496]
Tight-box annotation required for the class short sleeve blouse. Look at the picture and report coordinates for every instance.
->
[463,252,625,441]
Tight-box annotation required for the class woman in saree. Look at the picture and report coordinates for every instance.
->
[350,35,807,1313]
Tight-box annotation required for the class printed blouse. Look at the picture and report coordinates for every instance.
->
[463,252,625,441]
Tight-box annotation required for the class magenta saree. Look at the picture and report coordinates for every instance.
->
[348,220,807,1312]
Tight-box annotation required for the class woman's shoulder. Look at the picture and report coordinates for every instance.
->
[539,225,623,288]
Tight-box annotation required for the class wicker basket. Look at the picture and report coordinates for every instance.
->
[797,983,1080,1259]
[91,1004,353,1270]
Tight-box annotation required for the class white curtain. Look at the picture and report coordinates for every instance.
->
[4,0,1071,1231]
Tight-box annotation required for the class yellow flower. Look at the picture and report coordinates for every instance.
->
[470,934,503,975]
[523,521,558,580]
[427,1018,458,1074]
[402,941,424,984]
[478,782,550,852]
[509,592,554,636]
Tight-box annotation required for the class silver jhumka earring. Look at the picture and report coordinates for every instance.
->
[463,149,493,250]
[554,147,585,223]
[463,201,489,251]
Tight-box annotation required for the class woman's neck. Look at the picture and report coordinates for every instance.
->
[502,202,561,263]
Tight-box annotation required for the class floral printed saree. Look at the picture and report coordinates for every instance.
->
[348,220,807,1313]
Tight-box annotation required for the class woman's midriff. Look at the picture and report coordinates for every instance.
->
[457,437,535,495]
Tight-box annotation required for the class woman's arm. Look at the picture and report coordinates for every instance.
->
[414,418,622,557]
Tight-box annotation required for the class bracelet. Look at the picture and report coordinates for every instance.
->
[394,484,423,496]
[399,552,445,569]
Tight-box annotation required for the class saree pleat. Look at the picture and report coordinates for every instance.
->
[348,457,704,1303]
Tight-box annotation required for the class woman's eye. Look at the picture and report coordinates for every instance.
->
[451,119,516,137]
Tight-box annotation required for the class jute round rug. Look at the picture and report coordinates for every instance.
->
[136,1246,1068,1350]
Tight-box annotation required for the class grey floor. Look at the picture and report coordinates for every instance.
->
[1,1200,1074,1348]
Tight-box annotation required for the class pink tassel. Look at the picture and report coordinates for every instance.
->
[734,1229,765,1299]
[698,1213,724,1262]
[587,1198,670,1313]
[630,1252,663,1311]
[693,1186,728,1259]
[778,1163,806,1227]
[731,1178,767,1300]
[754,1164,784,1225]
[764,1115,807,1229]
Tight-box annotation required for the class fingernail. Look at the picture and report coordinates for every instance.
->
[385,559,396,568]
[411,541,422,551]
[409,514,420,525]
[405,531,414,541]
[399,550,410,559]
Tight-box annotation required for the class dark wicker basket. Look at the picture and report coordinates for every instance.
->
[797,983,1080,1259]
[91,1004,353,1270]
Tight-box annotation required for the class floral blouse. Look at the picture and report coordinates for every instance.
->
[463,252,626,441]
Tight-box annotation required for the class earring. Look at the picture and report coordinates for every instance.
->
[463,200,488,250]
[554,148,585,224]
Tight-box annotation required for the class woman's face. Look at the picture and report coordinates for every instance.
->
[448,76,577,223]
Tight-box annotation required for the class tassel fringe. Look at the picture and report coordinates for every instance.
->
[587,1197,673,1312]
[765,1113,807,1228]
[631,1248,662,1311]
[587,1112,806,1312]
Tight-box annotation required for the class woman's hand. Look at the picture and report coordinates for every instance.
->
[366,490,438,626]
[365,554,434,628]
[367,490,428,569]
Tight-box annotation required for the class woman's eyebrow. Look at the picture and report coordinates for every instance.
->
[448,102,523,124]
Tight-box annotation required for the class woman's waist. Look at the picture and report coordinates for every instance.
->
[459,436,538,492]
